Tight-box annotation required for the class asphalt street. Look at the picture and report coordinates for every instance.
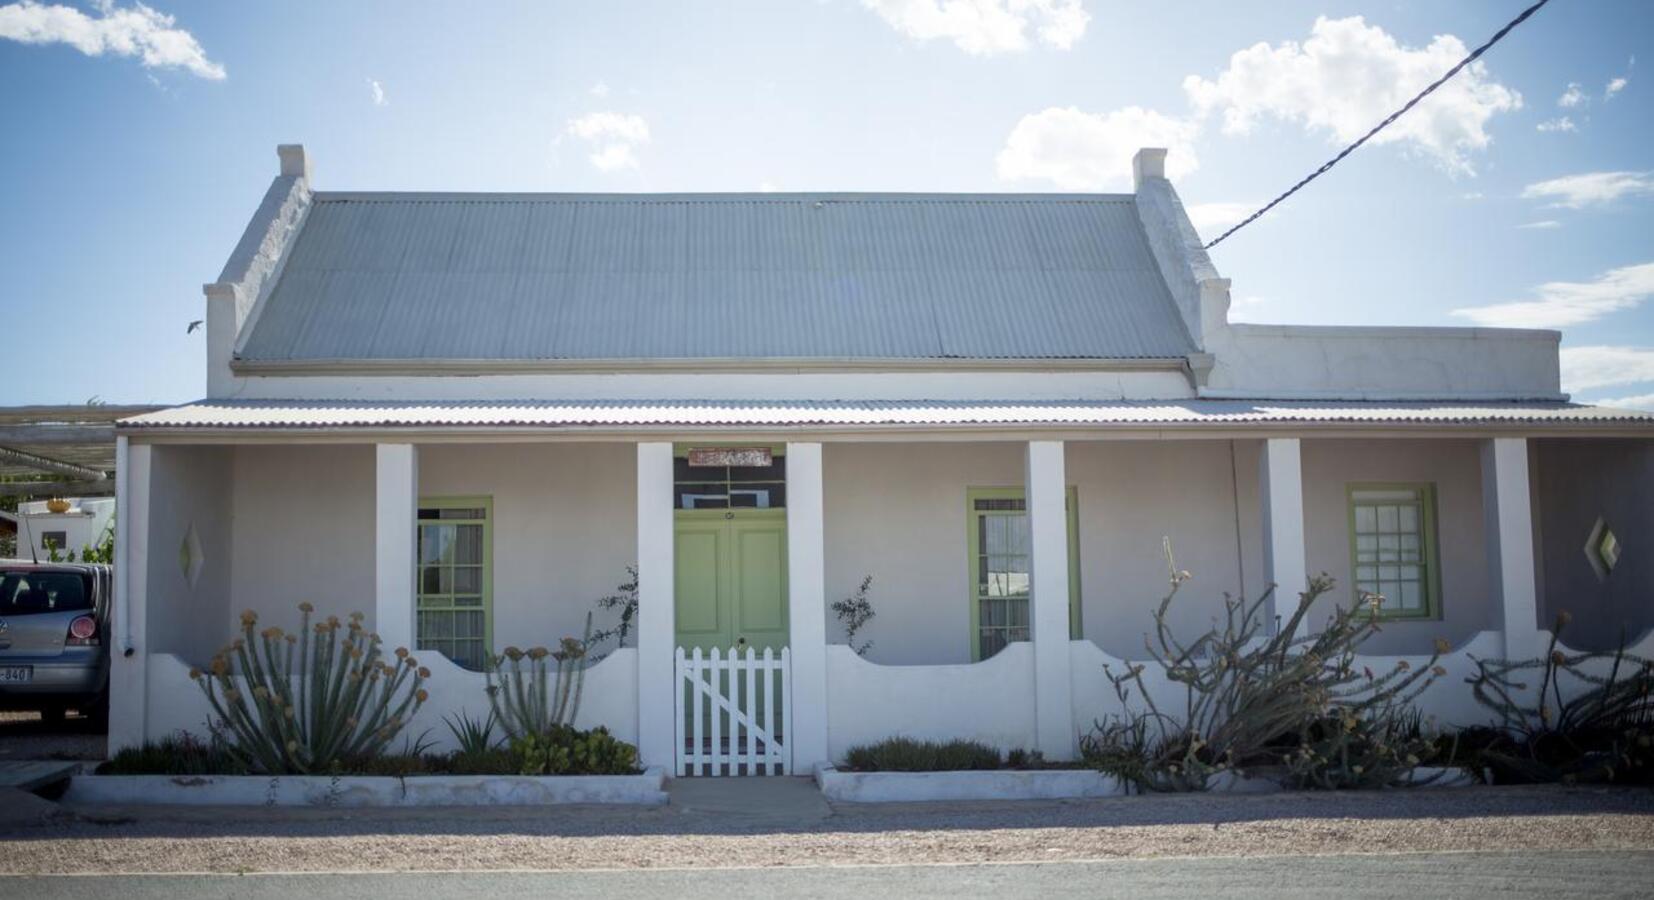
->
[7,850,1654,899]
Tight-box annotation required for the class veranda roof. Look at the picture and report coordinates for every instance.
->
[118,400,1654,434]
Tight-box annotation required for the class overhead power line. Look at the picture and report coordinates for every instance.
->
[1202,0,1554,251]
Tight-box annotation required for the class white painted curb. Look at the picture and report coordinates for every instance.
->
[62,767,669,807]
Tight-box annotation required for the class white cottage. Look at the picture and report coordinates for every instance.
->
[112,144,1654,773]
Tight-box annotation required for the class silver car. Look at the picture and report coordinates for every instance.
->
[0,562,112,723]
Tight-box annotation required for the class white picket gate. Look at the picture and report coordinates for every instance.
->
[674,646,791,776]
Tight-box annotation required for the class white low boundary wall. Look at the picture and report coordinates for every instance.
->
[825,642,1036,761]
[828,630,1654,767]
[142,648,640,753]
[63,769,667,807]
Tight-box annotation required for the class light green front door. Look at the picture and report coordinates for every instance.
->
[674,508,789,654]
[676,509,789,753]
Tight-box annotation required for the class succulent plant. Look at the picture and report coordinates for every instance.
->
[191,603,428,774]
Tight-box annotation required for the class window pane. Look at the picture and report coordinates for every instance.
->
[676,484,729,509]
[421,525,455,564]
[1352,489,1421,502]
[1003,516,1030,556]
[1354,506,1376,533]
[420,566,443,595]
[1399,505,1419,532]
[453,566,481,594]
[1377,505,1399,532]
[454,525,483,564]
[986,557,1029,597]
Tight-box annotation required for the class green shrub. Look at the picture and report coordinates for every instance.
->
[841,737,1003,772]
[98,733,247,776]
[511,725,641,776]
[190,603,429,774]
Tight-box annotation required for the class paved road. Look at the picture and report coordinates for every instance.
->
[8,851,1654,899]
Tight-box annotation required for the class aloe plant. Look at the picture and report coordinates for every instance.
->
[190,603,429,774]
[486,612,594,740]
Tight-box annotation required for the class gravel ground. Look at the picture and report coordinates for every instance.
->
[1,784,1651,875]
[0,712,105,762]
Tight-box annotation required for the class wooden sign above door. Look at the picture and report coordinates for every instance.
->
[687,447,773,468]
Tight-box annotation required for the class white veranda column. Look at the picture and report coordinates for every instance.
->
[374,443,418,654]
[786,442,829,771]
[635,442,676,770]
[1482,438,1542,660]
[109,438,151,751]
[1260,438,1308,635]
[1026,440,1075,760]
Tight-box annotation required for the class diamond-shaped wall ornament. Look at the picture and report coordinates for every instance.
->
[1584,517,1620,583]
[180,523,205,588]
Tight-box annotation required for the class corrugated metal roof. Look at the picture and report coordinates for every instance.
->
[118,400,1654,431]
[236,193,1197,363]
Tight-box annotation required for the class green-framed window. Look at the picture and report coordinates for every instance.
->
[416,497,492,670]
[966,487,1082,661]
[1347,484,1440,619]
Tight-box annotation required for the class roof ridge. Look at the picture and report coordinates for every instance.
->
[310,191,1138,204]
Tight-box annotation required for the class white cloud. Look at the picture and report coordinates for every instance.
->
[1605,56,1633,99]
[1459,191,1484,201]
[1516,220,1560,230]
[995,105,1197,190]
[1451,262,1654,329]
[1521,171,1654,209]
[1557,82,1586,108]
[1185,202,1257,236]
[0,0,224,79]
[1593,393,1654,411]
[368,78,386,107]
[590,81,609,98]
[1183,15,1520,175]
[859,0,1089,56]
[1560,346,1654,393]
[563,111,650,171]
[1536,116,1576,133]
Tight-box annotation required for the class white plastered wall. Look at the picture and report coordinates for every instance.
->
[230,445,376,636]
[1065,440,1268,658]
[1301,439,1495,654]
[822,440,1270,665]
[416,442,638,651]
[823,442,1024,665]
[144,446,235,664]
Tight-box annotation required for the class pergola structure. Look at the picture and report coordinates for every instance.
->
[0,405,163,498]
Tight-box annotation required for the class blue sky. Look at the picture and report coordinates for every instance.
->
[1,0,1650,406]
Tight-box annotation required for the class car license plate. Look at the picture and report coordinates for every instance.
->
[0,666,32,684]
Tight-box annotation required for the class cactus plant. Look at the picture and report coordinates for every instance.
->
[1083,541,1445,791]
[190,603,429,774]
[486,612,595,740]
[1465,613,1654,784]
